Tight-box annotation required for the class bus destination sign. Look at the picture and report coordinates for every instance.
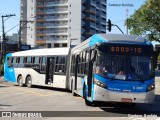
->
[109,46,142,54]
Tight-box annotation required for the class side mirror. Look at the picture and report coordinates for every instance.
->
[91,50,97,62]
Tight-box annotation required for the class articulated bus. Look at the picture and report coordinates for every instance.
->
[4,48,70,89]
[69,34,156,106]
[4,34,156,106]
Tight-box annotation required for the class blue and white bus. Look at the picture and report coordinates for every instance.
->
[4,34,157,106]
[69,34,156,106]
[4,48,70,89]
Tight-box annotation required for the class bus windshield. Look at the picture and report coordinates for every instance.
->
[95,51,154,81]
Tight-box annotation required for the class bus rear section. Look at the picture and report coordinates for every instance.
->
[4,48,70,89]
[70,34,156,106]
[4,53,17,82]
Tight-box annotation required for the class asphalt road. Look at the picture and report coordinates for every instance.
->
[0,72,160,120]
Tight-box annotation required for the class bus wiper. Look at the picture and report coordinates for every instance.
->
[110,74,126,80]
[134,73,144,82]
[110,75,117,80]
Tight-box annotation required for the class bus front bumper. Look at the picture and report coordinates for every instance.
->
[93,85,155,103]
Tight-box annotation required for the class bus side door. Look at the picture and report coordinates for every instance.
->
[46,57,55,84]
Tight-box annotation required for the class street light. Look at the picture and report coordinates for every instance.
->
[106,19,124,34]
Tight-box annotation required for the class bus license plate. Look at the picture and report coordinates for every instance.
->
[121,98,132,102]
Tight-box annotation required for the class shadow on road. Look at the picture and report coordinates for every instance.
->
[97,101,160,117]
[0,104,12,106]
[34,85,71,93]
[0,86,10,88]
[13,84,71,93]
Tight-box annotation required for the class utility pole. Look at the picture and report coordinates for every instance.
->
[1,14,15,61]
[126,8,129,35]
[19,20,33,51]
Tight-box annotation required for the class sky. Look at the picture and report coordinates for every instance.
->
[0,0,146,36]
[0,0,20,36]
[107,0,146,34]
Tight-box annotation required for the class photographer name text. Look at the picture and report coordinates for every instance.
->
[108,3,134,7]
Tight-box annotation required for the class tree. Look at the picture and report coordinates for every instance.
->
[127,0,160,41]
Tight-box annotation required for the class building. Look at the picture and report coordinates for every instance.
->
[7,33,19,42]
[20,0,106,48]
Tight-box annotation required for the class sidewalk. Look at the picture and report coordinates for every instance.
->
[155,70,160,95]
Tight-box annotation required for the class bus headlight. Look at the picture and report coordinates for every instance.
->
[94,79,107,89]
[147,83,155,92]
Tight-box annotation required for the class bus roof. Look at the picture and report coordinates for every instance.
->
[10,48,69,57]
[72,34,152,51]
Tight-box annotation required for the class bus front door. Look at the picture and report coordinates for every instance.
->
[45,57,55,85]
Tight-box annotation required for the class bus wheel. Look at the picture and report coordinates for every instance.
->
[26,76,32,88]
[83,84,92,106]
[18,76,24,87]
[71,80,76,96]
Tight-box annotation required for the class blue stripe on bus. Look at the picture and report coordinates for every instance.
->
[81,76,95,102]
[4,53,16,82]
[94,74,154,93]
[89,34,107,47]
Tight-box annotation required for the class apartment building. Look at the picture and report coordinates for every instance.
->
[20,0,106,48]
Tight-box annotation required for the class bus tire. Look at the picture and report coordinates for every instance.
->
[26,76,32,88]
[83,84,92,106]
[71,80,76,96]
[17,76,24,87]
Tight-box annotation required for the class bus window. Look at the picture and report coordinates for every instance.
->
[96,54,126,79]
[55,56,66,74]
[16,57,20,63]
[42,57,46,65]
[34,57,40,64]
[27,56,32,63]
[19,57,24,64]
[78,51,86,75]
[85,50,89,74]
[32,56,40,69]
[7,57,12,67]
[17,57,24,67]
[71,55,76,74]
[77,55,80,74]
[23,57,27,63]
[40,56,46,73]
[12,57,17,67]
[82,50,88,75]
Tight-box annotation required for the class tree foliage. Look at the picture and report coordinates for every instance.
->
[127,0,160,41]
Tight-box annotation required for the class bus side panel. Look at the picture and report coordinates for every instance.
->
[4,54,16,82]
[75,76,84,96]
[53,75,66,88]
[14,68,45,85]
[4,66,16,82]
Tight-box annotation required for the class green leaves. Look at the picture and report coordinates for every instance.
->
[127,0,160,41]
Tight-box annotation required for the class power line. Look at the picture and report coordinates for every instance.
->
[1,14,16,61]
[113,20,125,24]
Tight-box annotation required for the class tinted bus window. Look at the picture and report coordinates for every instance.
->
[34,57,40,64]
[55,56,66,73]
[27,57,32,63]
[13,57,17,64]
[7,57,12,67]
[20,57,24,64]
